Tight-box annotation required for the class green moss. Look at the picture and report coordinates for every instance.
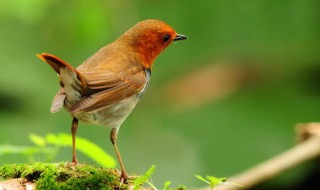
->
[0,162,122,190]
[0,162,188,189]
[0,163,26,179]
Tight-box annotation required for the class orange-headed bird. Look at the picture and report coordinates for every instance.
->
[37,19,187,182]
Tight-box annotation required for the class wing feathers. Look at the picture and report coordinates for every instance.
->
[38,53,147,114]
[69,83,128,113]
[70,69,146,113]
[82,71,123,89]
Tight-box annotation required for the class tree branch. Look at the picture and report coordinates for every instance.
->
[199,123,320,190]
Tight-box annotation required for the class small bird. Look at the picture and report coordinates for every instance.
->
[37,19,187,182]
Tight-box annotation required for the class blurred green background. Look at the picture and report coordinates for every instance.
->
[1,0,320,189]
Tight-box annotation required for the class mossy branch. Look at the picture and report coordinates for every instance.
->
[0,163,185,190]
[0,162,123,190]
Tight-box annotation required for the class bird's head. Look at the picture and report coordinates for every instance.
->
[117,19,187,69]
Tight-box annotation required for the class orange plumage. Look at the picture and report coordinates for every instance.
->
[37,19,187,182]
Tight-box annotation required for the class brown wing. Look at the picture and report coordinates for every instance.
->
[69,66,146,113]
[81,70,124,89]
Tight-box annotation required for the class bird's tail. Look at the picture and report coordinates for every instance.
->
[37,53,87,113]
[37,53,83,80]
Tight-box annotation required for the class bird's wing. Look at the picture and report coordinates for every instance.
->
[69,66,147,113]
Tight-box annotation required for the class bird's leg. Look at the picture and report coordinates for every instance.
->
[110,128,128,182]
[71,117,79,164]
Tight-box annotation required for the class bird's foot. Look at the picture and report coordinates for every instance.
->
[65,160,81,168]
[116,170,129,188]
[120,172,129,184]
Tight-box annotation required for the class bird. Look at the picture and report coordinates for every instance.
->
[37,19,187,182]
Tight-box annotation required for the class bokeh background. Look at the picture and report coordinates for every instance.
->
[1,0,320,189]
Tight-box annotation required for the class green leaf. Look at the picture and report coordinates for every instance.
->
[145,165,156,178]
[133,173,148,186]
[45,134,60,145]
[206,175,226,187]
[0,144,40,156]
[132,185,140,190]
[29,134,46,147]
[134,165,156,186]
[195,174,210,185]
[45,133,116,168]
[163,181,172,190]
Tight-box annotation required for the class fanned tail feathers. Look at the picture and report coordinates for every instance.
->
[37,53,86,113]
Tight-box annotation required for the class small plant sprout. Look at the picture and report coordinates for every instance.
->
[195,174,243,189]
[163,181,172,190]
[133,165,156,190]
[132,165,180,190]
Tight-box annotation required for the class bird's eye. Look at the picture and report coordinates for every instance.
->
[163,35,171,42]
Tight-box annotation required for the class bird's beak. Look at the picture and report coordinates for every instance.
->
[173,34,188,41]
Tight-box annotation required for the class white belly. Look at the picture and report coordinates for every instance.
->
[73,94,140,128]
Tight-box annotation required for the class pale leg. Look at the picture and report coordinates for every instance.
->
[110,128,128,182]
[71,117,78,164]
